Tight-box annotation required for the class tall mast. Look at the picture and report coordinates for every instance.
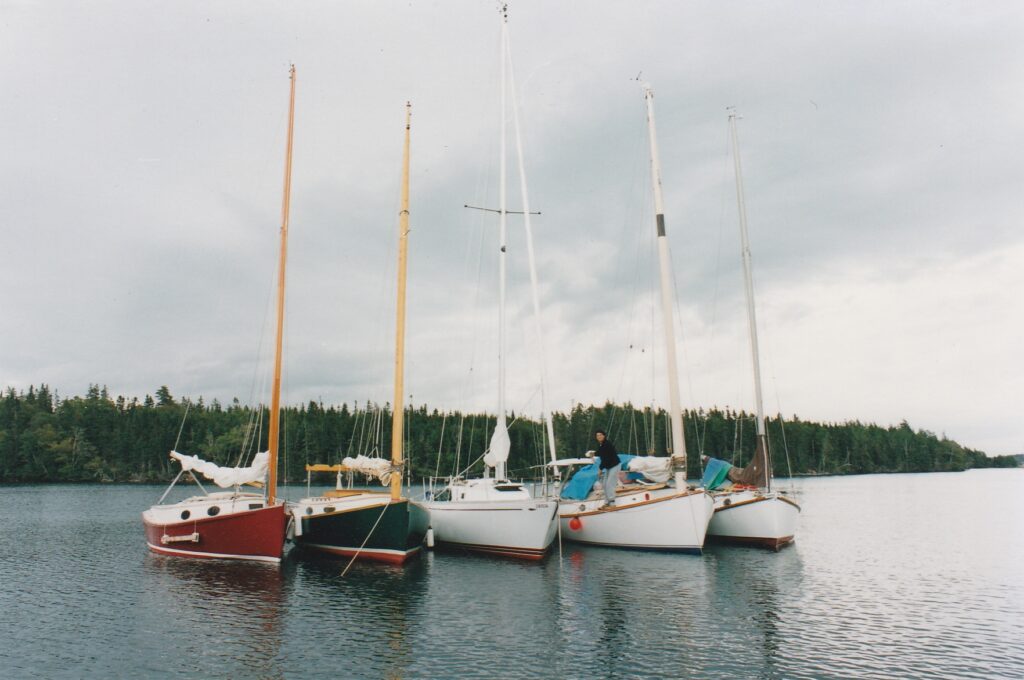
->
[728,110,771,491]
[391,102,412,502]
[642,84,687,485]
[268,65,297,505]
[505,12,558,471]
[490,4,510,481]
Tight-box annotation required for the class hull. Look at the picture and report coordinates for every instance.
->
[706,490,800,550]
[292,494,428,565]
[418,498,559,560]
[142,493,287,563]
[559,487,714,553]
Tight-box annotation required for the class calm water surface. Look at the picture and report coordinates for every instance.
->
[1,470,1022,679]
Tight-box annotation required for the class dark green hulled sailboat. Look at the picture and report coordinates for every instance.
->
[289,103,427,565]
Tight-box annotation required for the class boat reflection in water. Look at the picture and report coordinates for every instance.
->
[142,554,286,678]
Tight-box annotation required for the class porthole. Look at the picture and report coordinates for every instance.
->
[305,507,313,515]
[723,498,732,507]
[323,506,335,513]
[207,505,221,516]
[180,510,191,520]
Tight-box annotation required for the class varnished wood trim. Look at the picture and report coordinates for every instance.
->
[561,489,705,519]
[436,540,549,560]
[707,534,795,551]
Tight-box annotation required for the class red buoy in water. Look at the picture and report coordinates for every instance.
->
[568,517,582,531]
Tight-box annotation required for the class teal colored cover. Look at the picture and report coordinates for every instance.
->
[702,457,733,490]
[561,454,638,500]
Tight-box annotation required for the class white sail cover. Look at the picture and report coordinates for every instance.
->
[483,424,511,468]
[342,455,393,486]
[625,456,672,483]
[170,450,269,488]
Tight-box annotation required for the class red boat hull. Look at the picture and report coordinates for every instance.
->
[143,503,287,563]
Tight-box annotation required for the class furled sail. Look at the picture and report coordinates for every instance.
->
[622,456,671,483]
[730,437,771,488]
[342,455,394,486]
[169,450,269,488]
[483,424,510,468]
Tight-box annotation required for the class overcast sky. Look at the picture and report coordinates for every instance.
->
[2,1,1021,455]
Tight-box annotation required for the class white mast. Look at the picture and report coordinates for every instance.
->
[505,14,558,472]
[642,83,687,487]
[485,4,511,481]
[728,109,770,491]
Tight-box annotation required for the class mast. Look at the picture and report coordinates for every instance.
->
[391,102,412,502]
[488,4,510,481]
[728,110,771,491]
[268,65,297,505]
[505,10,558,471]
[642,84,687,486]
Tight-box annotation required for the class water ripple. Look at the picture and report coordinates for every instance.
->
[0,473,1022,678]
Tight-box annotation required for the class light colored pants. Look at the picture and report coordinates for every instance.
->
[603,463,621,505]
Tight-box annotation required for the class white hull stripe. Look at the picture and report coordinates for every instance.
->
[563,539,701,552]
[146,542,281,563]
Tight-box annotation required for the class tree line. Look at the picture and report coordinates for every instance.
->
[0,384,1016,484]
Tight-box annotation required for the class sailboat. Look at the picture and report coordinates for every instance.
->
[555,84,714,553]
[289,103,428,565]
[141,66,298,563]
[703,110,800,550]
[414,7,559,561]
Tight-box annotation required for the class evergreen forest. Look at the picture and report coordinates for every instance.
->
[0,384,1017,485]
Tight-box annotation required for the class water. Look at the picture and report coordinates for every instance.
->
[1,470,1022,679]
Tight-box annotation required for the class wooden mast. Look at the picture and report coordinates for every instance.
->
[390,102,412,502]
[268,65,297,506]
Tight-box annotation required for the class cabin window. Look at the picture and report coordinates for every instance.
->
[248,504,263,510]
[323,506,335,513]
[207,506,221,516]
[180,510,191,520]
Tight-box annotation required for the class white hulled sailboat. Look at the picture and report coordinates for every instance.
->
[703,110,800,550]
[414,7,558,561]
[555,84,714,553]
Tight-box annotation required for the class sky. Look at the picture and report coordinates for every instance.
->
[2,1,1021,456]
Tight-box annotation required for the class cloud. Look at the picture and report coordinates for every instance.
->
[2,1,1022,457]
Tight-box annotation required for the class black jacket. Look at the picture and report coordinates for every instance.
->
[596,440,619,470]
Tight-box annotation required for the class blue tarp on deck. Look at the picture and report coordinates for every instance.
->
[701,457,733,490]
[560,454,640,501]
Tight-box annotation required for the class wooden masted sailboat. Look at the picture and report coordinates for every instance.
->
[555,84,714,553]
[289,103,428,565]
[703,110,801,550]
[141,66,298,563]
[414,7,559,561]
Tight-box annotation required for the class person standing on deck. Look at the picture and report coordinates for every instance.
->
[595,430,620,508]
